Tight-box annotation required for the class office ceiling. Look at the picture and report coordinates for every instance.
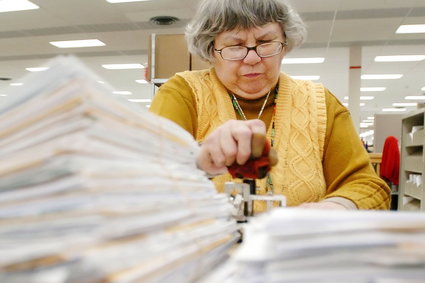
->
[0,0,424,131]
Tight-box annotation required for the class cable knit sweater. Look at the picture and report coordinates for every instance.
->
[150,68,391,210]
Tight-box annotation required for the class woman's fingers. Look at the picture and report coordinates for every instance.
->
[197,145,227,175]
[196,119,266,175]
[227,122,251,165]
[238,119,266,163]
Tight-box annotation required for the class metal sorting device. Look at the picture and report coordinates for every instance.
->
[224,181,286,222]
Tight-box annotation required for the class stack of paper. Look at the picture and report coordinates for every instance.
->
[230,208,425,282]
[0,56,238,283]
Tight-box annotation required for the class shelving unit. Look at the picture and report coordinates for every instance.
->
[398,109,425,211]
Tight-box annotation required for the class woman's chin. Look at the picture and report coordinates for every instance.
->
[237,88,269,99]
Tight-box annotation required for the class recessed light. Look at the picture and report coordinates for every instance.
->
[382,108,406,112]
[106,0,151,3]
[361,74,402,80]
[422,87,425,91]
[10,83,23,86]
[290,75,320,80]
[0,94,7,97]
[405,96,425,100]
[396,24,425,34]
[0,0,39,13]
[135,79,149,84]
[145,105,151,108]
[392,102,417,107]
[113,91,132,95]
[375,55,425,62]
[26,67,49,72]
[282,57,325,64]
[360,87,386,92]
[50,39,105,48]
[128,99,152,103]
[150,16,179,26]
[102,64,144,70]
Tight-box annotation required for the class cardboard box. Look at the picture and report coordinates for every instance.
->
[147,34,211,82]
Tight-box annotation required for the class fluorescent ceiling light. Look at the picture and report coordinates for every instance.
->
[290,75,320,81]
[422,87,425,91]
[396,24,425,34]
[405,96,425,100]
[135,79,149,84]
[367,117,375,120]
[343,96,374,101]
[26,67,49,72]
[10,83,23,86]
[382,108,406,112]
[392,102,417,107]
[0,0,39,13]
[375,55,425,62]
[128,98,152,103]
[97,81,105,84]
[361,74,403,80]
[113,91,132,95]
[0,94,7,97]
[282,57,325,64]
[360,87,386,92]
[360,130,374,137]
[362,120,374,123]
[146,105,151,108]
[50,39,105,48]
[102,64,144,70]
[106,0,151,3]
[343,103,365,107]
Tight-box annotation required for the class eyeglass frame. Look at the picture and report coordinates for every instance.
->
[213,40,288,61]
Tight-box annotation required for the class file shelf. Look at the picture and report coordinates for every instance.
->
[398,109,425,211]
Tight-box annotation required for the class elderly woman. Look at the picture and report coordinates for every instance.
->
[150,0,390,211]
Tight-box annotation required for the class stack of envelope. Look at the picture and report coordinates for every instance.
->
[0,56,238,283]
[230,208,425,283]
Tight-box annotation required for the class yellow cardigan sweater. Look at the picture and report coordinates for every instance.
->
[150,69,391,210]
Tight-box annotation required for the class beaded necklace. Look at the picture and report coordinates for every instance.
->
[266,91,278,194]
[229,89,278,194]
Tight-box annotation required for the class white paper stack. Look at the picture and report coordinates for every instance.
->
[230,208,425,283]
[0,56,238,283]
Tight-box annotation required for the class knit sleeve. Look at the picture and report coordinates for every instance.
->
[149,75,198,137]
[322,90,391,210]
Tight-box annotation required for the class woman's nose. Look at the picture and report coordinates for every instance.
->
[243,49,262,65]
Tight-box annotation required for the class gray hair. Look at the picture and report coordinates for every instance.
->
[185,0,306,62]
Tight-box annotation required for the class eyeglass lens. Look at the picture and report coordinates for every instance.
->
[220,42,283,60]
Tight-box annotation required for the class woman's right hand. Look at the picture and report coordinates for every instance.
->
[196,119,266,176]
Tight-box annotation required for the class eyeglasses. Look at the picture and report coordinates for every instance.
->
[214,41,287,61]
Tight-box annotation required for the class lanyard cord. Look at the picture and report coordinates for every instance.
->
[230,90,271,120]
